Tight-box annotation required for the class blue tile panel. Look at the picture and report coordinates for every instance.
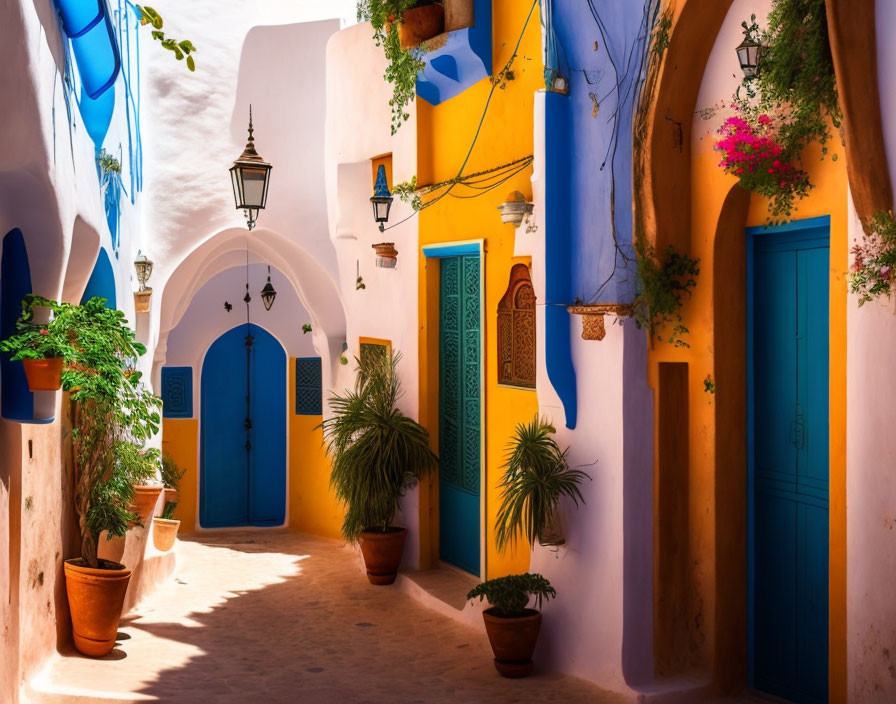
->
[161,366,193,418]
[295,357,322,416]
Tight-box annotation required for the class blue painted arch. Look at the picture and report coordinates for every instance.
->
[200,324,287,528]
[80,247,116,309]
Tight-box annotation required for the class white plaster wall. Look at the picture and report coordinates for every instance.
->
[325,23,422,567]
[846,5,896,701]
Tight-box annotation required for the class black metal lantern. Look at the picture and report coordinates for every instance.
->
[230,105,273,231]
[736,29,762,77]
[370,164,393,233]
[260,265,277,311]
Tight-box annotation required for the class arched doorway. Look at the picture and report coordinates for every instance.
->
[200,323,286,528]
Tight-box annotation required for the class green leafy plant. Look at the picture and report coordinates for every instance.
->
[160,452,186,519]
[357,1,430,134]
[494,417,589,553]
[392,176,422,211]
[4,296,164,568]
[467,573,556,618]
[704,374,716,395]
[0,295,77,361]
[634,239,700,348]
[302,323,312,334]
[321,350,438,542]
[136,5,197,72]
[97,150,121,175]
[850,211,896,305]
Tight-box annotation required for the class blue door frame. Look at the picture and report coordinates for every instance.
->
[747,216,830,704]
[200,324,286,528]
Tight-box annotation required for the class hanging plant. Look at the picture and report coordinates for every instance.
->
[850,211,896,306]
[97,150,121,175]
[136,5,197,72]
[634,238,700,348]
[712,0,840,220]
[357,1,435,134]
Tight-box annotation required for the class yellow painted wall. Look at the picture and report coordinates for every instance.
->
[416,0,543,579]
[161,418,198,531]
[287,358,342,540]
[649,128,847,696]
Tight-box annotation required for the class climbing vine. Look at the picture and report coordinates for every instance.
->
[850,211,896,306]
[633,239,700,348]
[136,6,197,72]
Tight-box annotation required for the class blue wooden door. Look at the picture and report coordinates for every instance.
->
[201,324,286,528]
[751,222,829,704]
[439,255,481,575]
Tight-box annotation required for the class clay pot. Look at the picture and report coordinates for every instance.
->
[358,527,407,585]
[398,4,444,49]
[130,485,162,525]
[23,357,63,391]
[64,558,131,657]
[482,608,543,677]
[444,0,474,33]
[152,517,180,552]
[163,487,179,506]
[372,242,398,269]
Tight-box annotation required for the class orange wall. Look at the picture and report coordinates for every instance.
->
[161,418,198,531]
[416,0,542,579]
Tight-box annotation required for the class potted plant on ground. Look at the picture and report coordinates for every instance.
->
[321,350,438,585]
[0,294,76,391]
[494,416,589,552]
[55,297,160,656]
[467,573,556,677]
[153,452,186,552]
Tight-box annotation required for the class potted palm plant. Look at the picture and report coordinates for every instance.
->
[8,297,163,656]
[495,416,589,552]
[153,452,186,552]
[467,573,556,677]
[321,350,438,585]
[0,294,75,391]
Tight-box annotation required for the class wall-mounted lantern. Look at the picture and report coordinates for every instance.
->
[736,20,762,77]
[370,164,394,233]
[230,105,273,231]
[372,242,398,268]
[133,250,153,314]
[260,265,277,311]
[498,191,534,227]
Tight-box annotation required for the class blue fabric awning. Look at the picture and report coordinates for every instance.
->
[55,0,121,99]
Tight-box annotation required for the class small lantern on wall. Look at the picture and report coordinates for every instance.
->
[133,250,153,314]
[260,265,277,311]
[736,16,762,77]
[370,165,394,233]
[497,190,534,227]
[372,242,398,268]
[229,105,273,231]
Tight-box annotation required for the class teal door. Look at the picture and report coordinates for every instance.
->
[200,324,287,528]
[439,254,481,575]
[750,219,829,704]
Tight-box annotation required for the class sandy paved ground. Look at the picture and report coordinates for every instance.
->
[34,531,627,704]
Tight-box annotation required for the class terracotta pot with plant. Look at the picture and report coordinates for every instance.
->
[494,416,589,552]
[3,297,164,657]
[115,442,162,527]
[153,453,186,552]
[321,350,438,585]
[0,294,76,391]
[467,573,556,678]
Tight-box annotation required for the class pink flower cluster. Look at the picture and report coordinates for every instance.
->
[715,114,800,189]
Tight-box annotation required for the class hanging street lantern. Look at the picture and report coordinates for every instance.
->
[370,164,394,233]
[133,250,154,314]
[260,265,277,311]
[497,190,534,227]
[736,20,762,77]
[230,105,273,231]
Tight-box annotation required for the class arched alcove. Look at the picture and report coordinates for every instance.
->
[1,228,34,420]
[80,247,116,309]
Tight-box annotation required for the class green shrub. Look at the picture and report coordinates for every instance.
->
[467,573,556,618]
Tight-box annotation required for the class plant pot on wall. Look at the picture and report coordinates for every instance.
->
[23,357,63,391]
[130,484,162,525]
[482,608,543,678]
[64,558,132,657]
[399,3,445,49]
[373,242,398,268]
[152,517,180,552]
[358,527,407,585]
[443,0,474,33]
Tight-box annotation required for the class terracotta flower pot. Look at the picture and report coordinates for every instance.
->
[398,4,445,49]
[130,485,162,525]
[163,487,179,506]
[482,608,543,678]
[23,357,63,391]
[444,0,474,33]
[64,558,131,657]
[152,517,180,552]
[358,527,407,585]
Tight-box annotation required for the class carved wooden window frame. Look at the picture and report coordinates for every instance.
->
[497,263,536,389]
